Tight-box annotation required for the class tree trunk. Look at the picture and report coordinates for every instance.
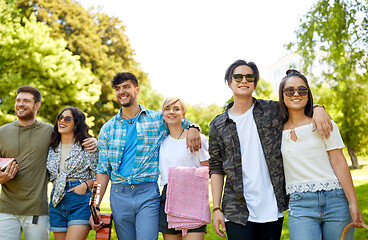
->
[348,148,360,169]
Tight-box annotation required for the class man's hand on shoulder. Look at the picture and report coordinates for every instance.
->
[186,124,202,153]
[82,138,98,153]
[0,161,18,184]
[312,106,333,139]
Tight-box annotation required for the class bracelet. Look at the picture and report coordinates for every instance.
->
[313,104,325,109]
[96,206,100,211]
[188,123,201,131]
[84,181,89,189]
[213,207,223,213]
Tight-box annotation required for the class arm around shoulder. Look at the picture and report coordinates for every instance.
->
[312,105,333,139]
[186,121,202,152]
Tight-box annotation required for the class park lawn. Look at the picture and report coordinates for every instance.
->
[24,163,368,239]
[350,162,368,177]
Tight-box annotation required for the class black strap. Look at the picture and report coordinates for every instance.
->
[32,215,38,224]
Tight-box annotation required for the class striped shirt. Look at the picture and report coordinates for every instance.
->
[97,105,190,184]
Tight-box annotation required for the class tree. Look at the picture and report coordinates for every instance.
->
[253,78,277,101]
[0,0,101,126]
[91,8,164,129]
[16,0,163,135]
[288,0,368,168]
[186,104,223,136]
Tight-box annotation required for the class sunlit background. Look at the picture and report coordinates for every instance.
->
[77,0,317,105]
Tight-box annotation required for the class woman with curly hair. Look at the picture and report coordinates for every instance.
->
[47,107,98,240]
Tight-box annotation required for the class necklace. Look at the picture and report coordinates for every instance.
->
[122,108,140,125]
[177,128,185,139]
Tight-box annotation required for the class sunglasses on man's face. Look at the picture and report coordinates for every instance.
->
[283,86,309,97]
[232,74,255,83]
[58,115,74,122]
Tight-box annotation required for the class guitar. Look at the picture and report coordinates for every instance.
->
[90,182,113,240]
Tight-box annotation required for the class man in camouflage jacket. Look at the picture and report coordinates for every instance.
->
[209,98,288,220]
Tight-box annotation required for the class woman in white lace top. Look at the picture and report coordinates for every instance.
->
[278,69,364,240]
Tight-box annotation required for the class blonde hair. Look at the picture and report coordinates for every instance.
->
[161,96,187,113]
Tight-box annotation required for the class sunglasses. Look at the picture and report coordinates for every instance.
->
[58,115,74,122]
[232,74,255,83]
[283,86,309,97]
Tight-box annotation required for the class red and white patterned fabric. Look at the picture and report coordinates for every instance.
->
[165,166,211,236]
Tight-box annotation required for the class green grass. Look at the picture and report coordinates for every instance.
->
[350,163,368,177]
[23,163,368,239]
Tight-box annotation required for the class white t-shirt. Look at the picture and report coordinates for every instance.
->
[281,121,344,194]
[229,104,283,222]
[159,133,209,186]
[59,143,73,173]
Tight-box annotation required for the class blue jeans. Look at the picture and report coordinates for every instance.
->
[110,182,160,240]
[288,189,354,240]
[49,180,92,232]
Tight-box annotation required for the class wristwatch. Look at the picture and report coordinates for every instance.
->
[188,123,200,131]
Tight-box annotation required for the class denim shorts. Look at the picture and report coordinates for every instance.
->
[49,180,92,232]
[288,189,354,240]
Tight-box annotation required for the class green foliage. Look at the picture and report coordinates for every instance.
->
[186,103,223,136]
[16,0,163,135]
[138,83,164,111]
[0,0,100,125]
[254,78,277,100]
[354,182,368,239]
[288,0,368,158]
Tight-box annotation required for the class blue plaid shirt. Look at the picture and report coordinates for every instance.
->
[97,105,190,184]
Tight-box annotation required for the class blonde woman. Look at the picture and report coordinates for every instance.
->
[159,97,209,240]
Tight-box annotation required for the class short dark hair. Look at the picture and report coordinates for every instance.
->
[111,72,139,88]
[278,69,314,123]
[17,86,41,103]
[224,60,260,87]
[50,107,91,151]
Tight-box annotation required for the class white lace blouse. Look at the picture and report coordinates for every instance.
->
[281,121,344,194]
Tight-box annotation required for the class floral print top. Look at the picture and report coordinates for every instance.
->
[47,142,98,207]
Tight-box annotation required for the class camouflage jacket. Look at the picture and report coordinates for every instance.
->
[208,98,288,226]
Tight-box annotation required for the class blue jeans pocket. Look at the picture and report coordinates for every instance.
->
[288,192,305,217]
[290,192,303,201]
[332,188,346,198]
[70,188,91,196]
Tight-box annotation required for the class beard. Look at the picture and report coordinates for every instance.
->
[15,107,36,121]
[118,95,135,107]
[122,101,133,107]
